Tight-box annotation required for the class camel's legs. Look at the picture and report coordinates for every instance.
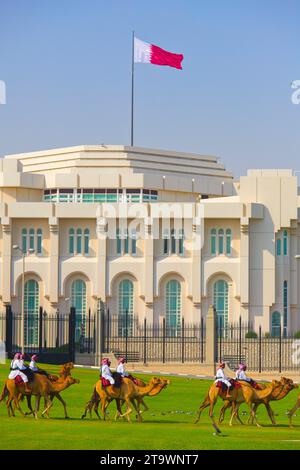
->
[41,395,53,417]
[208,396,222,434]
[247,403,261,427]
[194,394,210,424]
[288,400,300,427]
[120,399,134,423]
[93,401,101,419]
[34,396,40,419]
[219,400,231,423]
[53,393,69,418]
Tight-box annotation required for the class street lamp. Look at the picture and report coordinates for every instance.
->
[13,245,35,354]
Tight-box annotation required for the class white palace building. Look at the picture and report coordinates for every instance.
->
[0,144,299,340]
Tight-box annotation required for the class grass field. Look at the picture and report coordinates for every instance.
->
[0,362,300,450]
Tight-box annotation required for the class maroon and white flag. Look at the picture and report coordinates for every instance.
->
[134,37,184,70]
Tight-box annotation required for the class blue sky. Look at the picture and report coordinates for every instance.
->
[0,0,299,177]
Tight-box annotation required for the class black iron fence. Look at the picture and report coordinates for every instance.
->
[0,306,96,364]
[217,318,300,372]
[102,310,206,364]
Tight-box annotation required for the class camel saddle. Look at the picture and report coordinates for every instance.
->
[216,379,241,392]
[14,375,24,386]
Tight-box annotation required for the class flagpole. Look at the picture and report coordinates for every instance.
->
[131,30,135,147]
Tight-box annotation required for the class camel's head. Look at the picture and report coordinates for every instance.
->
[65,375,80,386]
[281,376,298,390]
[150,377,163,387]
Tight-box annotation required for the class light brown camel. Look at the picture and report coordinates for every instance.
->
[3,373,80,418]
[194,380,278,432]
[287,391,300,427]
[101,376,163,422]
[81,376,169,421]
[219,377,297,425]
[0,362,75,418]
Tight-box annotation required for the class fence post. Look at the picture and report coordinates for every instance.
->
[143,318,147,365]
[125,309,128,362]
[88,308,91,354]
[38,306,43,354]
[69,307,76,363]
[200,317,204,363]
[162,317,166,364]
[55,309,59,349]
[205,305,217,375]
[5,305,13,359]
[259,325,262,373]
[239,315,242,364]
[279,324,282,373]
[106,308,110,354]
[181,317,185,363]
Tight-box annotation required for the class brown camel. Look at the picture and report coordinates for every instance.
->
[3,373,80,418]
[0,362,76,418]
[194,379,278,432]
[219,377,297,425]
[81,376,169,421]
[101,376,163,422]
[287,390,300,427]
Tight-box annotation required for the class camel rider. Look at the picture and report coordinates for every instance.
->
[116,356,129,377]
[101,358,115,385]
[116,356,139,384]
[29,355,48,376]
[215,361,232,398]
[8,353,31,393]
[235,363,251,382]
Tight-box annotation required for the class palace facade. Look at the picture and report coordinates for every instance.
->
[0,145,299,338]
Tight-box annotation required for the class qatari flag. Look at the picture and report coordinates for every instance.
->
[134,37,184,70]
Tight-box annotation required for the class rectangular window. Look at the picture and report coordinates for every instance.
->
[179,229,184,255]
[116,229,122,255]
[163,229,169,255]
[171,230,176,254]
[124,229,129,254]
[131,230,137,255]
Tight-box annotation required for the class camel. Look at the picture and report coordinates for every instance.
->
[2,373,80,419]
[194,379,279,432]
[219,377,297,425]
[81,376,169,421]
[287,390,300,427]
[0,362,75,418]
[100,376,163,422]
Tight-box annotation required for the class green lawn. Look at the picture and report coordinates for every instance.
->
[0,362,300,450]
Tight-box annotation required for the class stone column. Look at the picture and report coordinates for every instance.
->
[192,221,202,322]
[144,218,154,322]
[2,218,11,304]
[205,305,217,375]
[49,218,59,305]
[240,221,250,324]
[96,217,107,301]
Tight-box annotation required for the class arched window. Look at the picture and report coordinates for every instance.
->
[178,229,184,255]
[76,228,82,254]
[118,279,134,336]
[211,229,217,255]
[283,230,288,256]
[226,229,232,255]
[71,279,87,341]
[276,238,281,256]
[213,280,229,330]
[22,228,27,253]
[171,229,176,254]
[271,311,281,337]
[69,228,74,255]
[24,279,39,346]
[283,281,288,337]
[29,228,35,251]
[84,228,90,255]
[36,229,42,255]
[166,280,181,334]
[218,229,224,254]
